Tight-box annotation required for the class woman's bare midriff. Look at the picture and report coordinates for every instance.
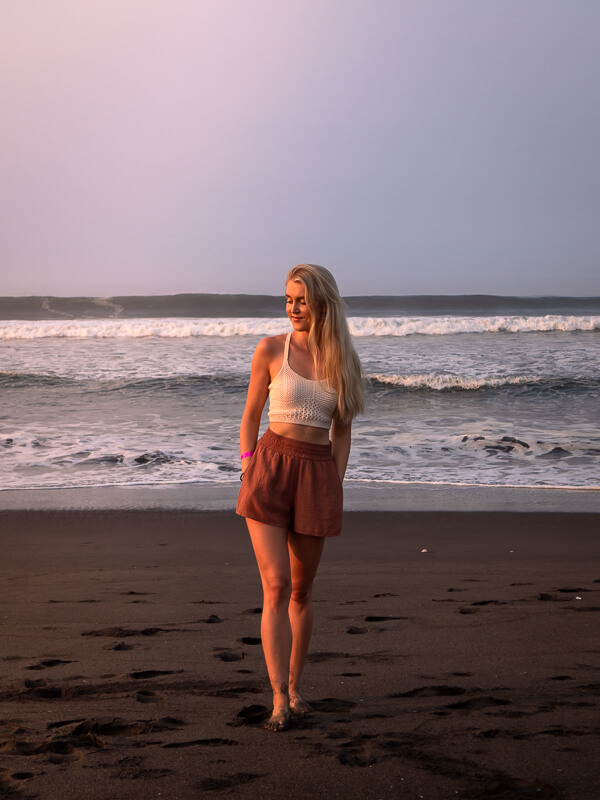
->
[268,422,330,445]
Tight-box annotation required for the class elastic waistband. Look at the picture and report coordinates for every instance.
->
[259,428,332,461]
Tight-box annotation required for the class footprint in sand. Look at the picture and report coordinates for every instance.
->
[26,659,75,670]
[1,732,102,764]
[215,649,245,662]
[471,600,506,606]
[163,738,240,749]
[231,704,271,726]
[336,736,376,767]
[307,651,351,662]
[129,670,180,680]
[346,626,369,635]
[135,690,163,703]
[447,695,510,710]
[45,741,84,764]
[192,599,222,604]
[392,685,466,698]
[82,626,168,637]
[198,773,266,791]
[111,760,174,780]
[29,685,69,699]
[556,587,589,593]
[72,717,184,736]
[7,771,35,787]
[24,678,48,689]
[310,698,357,713]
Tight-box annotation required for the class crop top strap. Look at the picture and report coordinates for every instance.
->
[283,331,292,365]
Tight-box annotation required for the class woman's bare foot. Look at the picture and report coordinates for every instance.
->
[289,691,312,715]
[264,707,291,732]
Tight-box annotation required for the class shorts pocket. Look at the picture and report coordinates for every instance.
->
[330,458,343,487]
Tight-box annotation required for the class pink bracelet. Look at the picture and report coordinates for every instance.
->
[240,451,254,460]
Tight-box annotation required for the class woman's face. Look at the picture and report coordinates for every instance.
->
[285,280,312,332]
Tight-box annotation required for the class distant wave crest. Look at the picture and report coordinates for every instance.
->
[366,373,600,393]
[1,314,599,340]
[350,315,600,336]
[366,373,542,391]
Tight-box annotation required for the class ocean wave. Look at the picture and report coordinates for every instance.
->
[0,370,70,387]
[349,315,600,336]
[3,368,598,395]
[0,370,247,393]
[1,314,599,340]
[366,373,600,392]
[366,373,542,391]
[0,318,292,339]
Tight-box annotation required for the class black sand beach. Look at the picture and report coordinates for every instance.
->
[1,509,599,799]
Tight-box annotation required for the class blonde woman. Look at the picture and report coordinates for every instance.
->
[236,264,364,731]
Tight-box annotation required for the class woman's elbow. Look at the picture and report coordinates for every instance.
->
[241,406,264,427]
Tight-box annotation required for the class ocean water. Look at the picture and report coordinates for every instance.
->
[1,295,599,491]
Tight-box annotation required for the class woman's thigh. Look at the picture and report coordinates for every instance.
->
[246,518,292,587]
[288,531,325,593]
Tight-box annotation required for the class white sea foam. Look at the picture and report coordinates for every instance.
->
[349,315,600,336]
[367,373,541,391]
[1,314,599,339]
[2,308,599,492]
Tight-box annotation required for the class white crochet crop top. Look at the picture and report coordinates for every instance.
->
[268,332,338,430]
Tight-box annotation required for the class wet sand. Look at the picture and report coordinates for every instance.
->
[1,510,599,799]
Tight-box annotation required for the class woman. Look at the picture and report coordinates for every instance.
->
[236,264,364,731]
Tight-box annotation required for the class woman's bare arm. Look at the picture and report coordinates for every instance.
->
[330,417,352,482]
[239,338,272,474]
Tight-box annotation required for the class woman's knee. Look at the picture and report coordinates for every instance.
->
[262,573,291,607]
[290,583,313,606]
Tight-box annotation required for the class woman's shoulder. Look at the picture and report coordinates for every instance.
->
[255,333,287,355]
[252,333,286,365]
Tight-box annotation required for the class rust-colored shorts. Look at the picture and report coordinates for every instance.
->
[236,428,343,538]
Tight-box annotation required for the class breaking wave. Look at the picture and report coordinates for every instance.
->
[1,315,599,340]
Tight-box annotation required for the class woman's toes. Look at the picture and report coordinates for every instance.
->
[264,710,291,731]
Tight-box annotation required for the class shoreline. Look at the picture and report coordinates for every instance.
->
[1,480,599,512]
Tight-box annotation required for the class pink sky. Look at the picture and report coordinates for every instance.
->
[1,1,599,295]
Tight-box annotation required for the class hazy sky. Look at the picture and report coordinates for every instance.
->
[1,1,599,296]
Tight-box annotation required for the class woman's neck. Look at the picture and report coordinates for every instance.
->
[291,330,310,349]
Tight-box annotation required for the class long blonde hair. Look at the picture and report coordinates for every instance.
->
[286,264,364,423]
